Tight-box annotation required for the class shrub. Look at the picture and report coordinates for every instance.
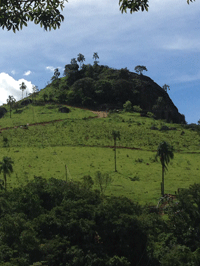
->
[123,100,132,112]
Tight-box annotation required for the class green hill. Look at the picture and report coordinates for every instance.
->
[38,64,185,124]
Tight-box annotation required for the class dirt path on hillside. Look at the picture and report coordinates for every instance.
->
[0,109,108,132]
[90,111,108,118]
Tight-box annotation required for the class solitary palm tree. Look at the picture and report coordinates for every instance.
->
[19,82,27,99]
[7,95,16,118]
[156,141,174,196]
[93,52,99,64]
[0,157,14,191]
[112,130,120,172]
[77,53,85,68]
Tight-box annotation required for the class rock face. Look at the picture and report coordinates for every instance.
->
[58,106,70,113]
[129,74,186,124]
[21,99,32,106]
[0,107,7,118]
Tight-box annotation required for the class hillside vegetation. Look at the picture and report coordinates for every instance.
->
[0,63,200,265]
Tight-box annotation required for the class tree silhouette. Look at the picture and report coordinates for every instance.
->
[77,53,85,68]
[93,52,99,65]
[0,157,14,191]
[19,82,27,99]
[134,65,147,75]
[112,130,120,172]
[162,84,170,92]
[6,95,16,118]
[0,0,65,32]
[156,141,174,196]
[119,0,194,13]
[51,68,60,81]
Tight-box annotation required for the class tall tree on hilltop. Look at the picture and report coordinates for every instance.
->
[163,84,170,92]
[156,141,174,196]
[0,157,14,191]
[134,65,147,75]
[77,53,85,68]
[51,68,60,81]
[7,95,16,118]
[19,82,27,99]
[112,130,120,172]
[93,52,99,65]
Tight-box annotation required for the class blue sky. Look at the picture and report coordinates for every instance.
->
[0,0,199,124]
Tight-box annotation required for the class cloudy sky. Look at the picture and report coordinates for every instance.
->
[0,0,199,124]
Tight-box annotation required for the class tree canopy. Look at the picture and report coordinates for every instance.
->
[119,0,195,13]
[0,0,66,32]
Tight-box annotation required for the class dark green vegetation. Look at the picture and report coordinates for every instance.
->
[40,60,185,124]
[1,177,200,265]
[0,63,200,265]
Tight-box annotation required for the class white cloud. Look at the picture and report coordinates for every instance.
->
[0,73,34,105]
[46,66,55,72]
[23,70,32,76]
[11,70,16,75]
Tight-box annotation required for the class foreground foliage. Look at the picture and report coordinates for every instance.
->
[0,176,200,265]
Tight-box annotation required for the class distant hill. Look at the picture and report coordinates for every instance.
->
[40,64,186,124]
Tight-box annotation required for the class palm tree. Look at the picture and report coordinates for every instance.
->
[162,84,170,92]
[6,95,16,118]
[112,130,120,172]
[19,82,27,99]
[93,52,99,65]
[156,141,174,196]
[0,157,14,191]
[77,53,85,68]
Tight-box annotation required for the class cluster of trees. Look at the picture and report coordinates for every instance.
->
[0,175,200,265]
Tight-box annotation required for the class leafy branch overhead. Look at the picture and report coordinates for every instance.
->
[0,0,67,31]
[119,0,195,13]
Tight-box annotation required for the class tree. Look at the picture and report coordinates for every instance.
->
[0,157,14,191]
[51,68,60,81]
[95,171,112,195]
[112,130,120,172]
[0,0,65,32]
[6,95,16,118]
[19,82,27,99]
[31,85,39,104]
[119,0,195,13]
[156,141,174,196]
[162,84,170,92]
[123,100,132,112]
[77,53,85,68]
[134,65,148,75]
[93,52,99,65]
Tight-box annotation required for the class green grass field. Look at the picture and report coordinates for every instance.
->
[1,103,200,205]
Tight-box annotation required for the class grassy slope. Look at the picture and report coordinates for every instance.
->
[0,103,200,205]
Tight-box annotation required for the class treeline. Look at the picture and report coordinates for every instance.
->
[0,176,200,265]
[47,54,141,109]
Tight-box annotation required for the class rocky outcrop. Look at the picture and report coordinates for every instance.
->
[0,107,7,118]
[129,74,186,124]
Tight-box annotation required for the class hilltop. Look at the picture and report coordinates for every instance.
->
[36,64,185,124]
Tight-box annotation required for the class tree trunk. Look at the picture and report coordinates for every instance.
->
[162,166,164,196]
[4,173,7,191]
[114,139,117,172]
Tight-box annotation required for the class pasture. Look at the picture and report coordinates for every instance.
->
[1,103,200,205]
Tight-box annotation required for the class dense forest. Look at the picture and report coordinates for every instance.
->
[40,56,185,124]
[1,176,200,266]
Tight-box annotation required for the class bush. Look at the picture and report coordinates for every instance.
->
[123,101,132,112]
[133,105,142,113]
